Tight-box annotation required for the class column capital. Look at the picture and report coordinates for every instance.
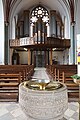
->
[4,21,9,26]
[23,10,30,15]
[56,21,61,26]
[71,21,76,26]
[50,10,56,16]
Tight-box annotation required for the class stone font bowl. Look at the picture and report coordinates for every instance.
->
[19,80,68,120]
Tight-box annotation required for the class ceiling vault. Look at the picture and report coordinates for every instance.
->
[68,0,75,23]
[4,0,75,24]
[5,0,17,23]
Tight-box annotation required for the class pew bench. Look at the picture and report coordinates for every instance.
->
[0,65,34,81]
[46,65,79,101]
[0,73,21,102]
[58,71,79,101]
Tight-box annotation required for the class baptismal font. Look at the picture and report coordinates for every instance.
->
[19,79,68,120]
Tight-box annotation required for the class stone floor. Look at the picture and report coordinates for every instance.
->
[0,102,79,120]
[0,67,79,120]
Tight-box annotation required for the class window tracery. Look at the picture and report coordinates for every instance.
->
[30,6,49,25]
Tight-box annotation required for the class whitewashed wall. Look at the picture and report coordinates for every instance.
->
[52,51,63,64]
[52,50,69,65]
[76,0,80,35]
[0,0,4,64]
[75,0,80,75]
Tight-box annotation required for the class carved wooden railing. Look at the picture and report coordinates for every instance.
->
[9,37,35,47]
[46,37,70,48]
[10,37,70,48]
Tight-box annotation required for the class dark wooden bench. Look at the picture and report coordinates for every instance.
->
[0,73,21,102]
[46,64,79,101]
[59,71,79,101]
[0,69,25,82]
[0,65,34,81]
[0,65,34,102]
[53,65,77,80]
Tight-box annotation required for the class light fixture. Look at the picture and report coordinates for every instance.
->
[24,48,28,51]
[52,48,56,51]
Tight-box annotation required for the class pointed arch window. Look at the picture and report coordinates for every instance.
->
[30,6,49,25]
[30,6,50,40]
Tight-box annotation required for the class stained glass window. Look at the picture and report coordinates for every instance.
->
[30,6,49,25]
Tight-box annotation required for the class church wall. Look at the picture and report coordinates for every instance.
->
[0,0,4,65]
[76,0,80,35]
[75,0,80,64]
[52,51,63,64]
[52,49,69,65]
[63,49,69,64]
[19,51,28,64]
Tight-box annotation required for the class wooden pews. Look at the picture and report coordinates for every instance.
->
[0,65,34,81]
[58,71,79,101]
[46,64,79,101]
[0,73,21,102]
[0,65,34,102]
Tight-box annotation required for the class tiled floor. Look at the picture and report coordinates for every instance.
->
[0,67,79,120]
[0,102,79,120]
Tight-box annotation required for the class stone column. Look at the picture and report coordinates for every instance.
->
[71,21,75,64]
[14,15,18,38]
[28,48,31,65]
[62,26,64,38]
[4,22,9,64]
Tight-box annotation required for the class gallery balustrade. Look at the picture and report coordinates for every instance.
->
[9,37,70,48]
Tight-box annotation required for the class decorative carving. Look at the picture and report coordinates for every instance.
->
[19,82,68,120]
